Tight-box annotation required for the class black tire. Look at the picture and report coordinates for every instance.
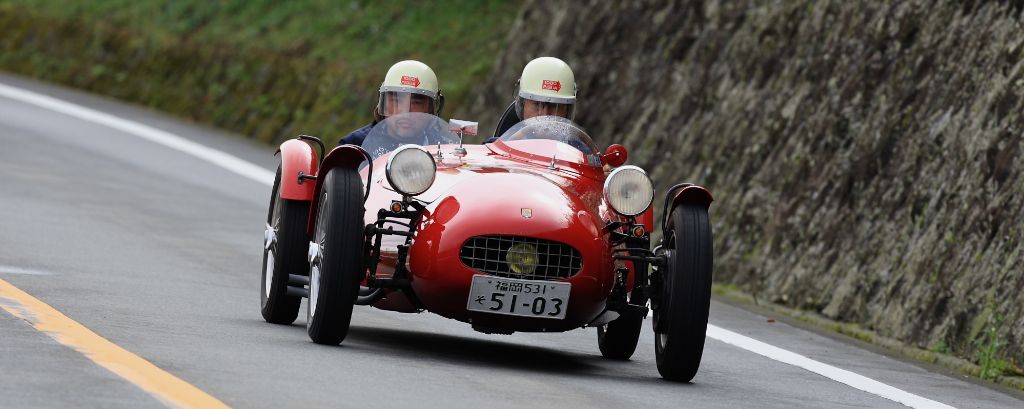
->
[654,204,713,382]
[597,312,643,360]
[261,167,308,324]
[306,168,365,345]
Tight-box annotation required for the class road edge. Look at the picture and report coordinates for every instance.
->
[711,284,1024,395]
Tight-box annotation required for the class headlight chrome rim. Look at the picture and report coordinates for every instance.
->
[385,145,437,196]
[603,165,654,216]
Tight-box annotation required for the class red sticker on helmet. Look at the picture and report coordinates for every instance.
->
[401,76,421,87]
[542,80,561,91]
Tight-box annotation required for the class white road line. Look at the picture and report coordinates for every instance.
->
[0,265,53,276]
[0,81,955,409]
[0,83,275,187]
[707,325,954,409]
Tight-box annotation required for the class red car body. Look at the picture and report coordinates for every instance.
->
[265,114,714,381]
[278,133,662,329]
[354,141,655,332]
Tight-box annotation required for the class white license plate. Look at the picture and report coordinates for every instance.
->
[466,275,570,319]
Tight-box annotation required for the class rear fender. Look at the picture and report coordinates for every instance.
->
[663,184,713,230]
[277,139,319,201]
[306,145,368,236]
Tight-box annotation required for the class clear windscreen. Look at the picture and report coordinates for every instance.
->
[361,112,458,160]
[495,116,601,167]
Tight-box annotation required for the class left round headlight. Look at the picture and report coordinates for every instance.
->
[386,145,436,196]
[604,165,654,216]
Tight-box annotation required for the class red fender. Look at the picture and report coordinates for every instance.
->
[306,145,368,236]
[277,139,319,201]
[663,184,713,230]
[670,185,713,209]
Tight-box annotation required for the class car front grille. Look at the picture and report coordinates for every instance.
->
[459,235,582,281]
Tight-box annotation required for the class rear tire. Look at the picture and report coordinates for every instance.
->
[653,205,713,382]
[306,168,365,345]
[597,312,643,360]
[261,167,308,324]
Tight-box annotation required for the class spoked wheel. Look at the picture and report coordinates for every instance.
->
[306,168,365,345]
[261,167,309,324]
[653,204,713,382]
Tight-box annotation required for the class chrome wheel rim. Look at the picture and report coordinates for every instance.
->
[263,222,277,299]
[309,267,319,316]
[309,190,329,318]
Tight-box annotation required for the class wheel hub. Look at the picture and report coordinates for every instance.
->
[308,240,323,317]
[263,222,278,298]
[264,222,277,250]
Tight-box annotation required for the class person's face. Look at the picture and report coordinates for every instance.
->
[384,92,432,117]
[393,115,430,141]
[521,99,572,119]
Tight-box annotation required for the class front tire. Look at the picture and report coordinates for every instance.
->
[306,168,365,345]
[653,205,713,382]
[261,167,308,324]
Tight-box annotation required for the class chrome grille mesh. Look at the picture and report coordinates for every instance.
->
[459,235,582,281]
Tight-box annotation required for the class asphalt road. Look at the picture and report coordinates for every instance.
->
[0,73,1021,409]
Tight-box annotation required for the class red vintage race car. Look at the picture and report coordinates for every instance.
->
[260,113,714,381]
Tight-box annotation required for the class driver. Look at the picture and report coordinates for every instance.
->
[337,60,445,147]
[485,56,577,142]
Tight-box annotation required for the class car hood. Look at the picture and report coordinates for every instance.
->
[393,160,599,206]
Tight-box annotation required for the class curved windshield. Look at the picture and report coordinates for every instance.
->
[496,116,601,167]
[361,112,459,160]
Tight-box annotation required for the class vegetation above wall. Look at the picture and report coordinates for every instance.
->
[0,0,521,144]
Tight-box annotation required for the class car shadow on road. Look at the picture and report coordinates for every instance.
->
[250,318,702,386]
[344,325,604,375]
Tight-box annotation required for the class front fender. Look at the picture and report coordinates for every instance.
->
[663,184,713,230]
[306,144,368,236]
[277,139,319,201]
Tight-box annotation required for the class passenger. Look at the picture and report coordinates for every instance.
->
[337,60,444,146]
[486,57,577,142]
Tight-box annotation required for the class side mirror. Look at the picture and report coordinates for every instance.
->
[448,119,479,136]
[448,119,478,156]
[601,144,628,167]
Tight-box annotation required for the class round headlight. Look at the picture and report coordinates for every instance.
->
[604,165,654,216]
[386,145,436,196]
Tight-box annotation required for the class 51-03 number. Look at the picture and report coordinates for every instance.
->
[486,293,563,316]
[467,275,571,319]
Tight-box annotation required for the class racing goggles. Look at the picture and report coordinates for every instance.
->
[377,90,437,118]
[515,96,575,120]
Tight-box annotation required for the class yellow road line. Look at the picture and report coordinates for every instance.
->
[0,278,230,409]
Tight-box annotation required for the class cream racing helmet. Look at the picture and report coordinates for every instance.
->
[515,57,577,120]
[377,60,444,117]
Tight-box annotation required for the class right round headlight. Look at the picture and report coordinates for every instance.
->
[604,165,654,216]
[386,145,436,196]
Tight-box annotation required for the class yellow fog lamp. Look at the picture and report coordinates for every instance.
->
[506,243,539,275]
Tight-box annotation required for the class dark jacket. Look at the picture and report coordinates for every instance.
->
[484,102,521,143]
[337,123,375,146]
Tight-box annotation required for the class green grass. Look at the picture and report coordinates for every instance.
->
[973,306,1015,380]
[0,0,521,144]
[929,340,949,354]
